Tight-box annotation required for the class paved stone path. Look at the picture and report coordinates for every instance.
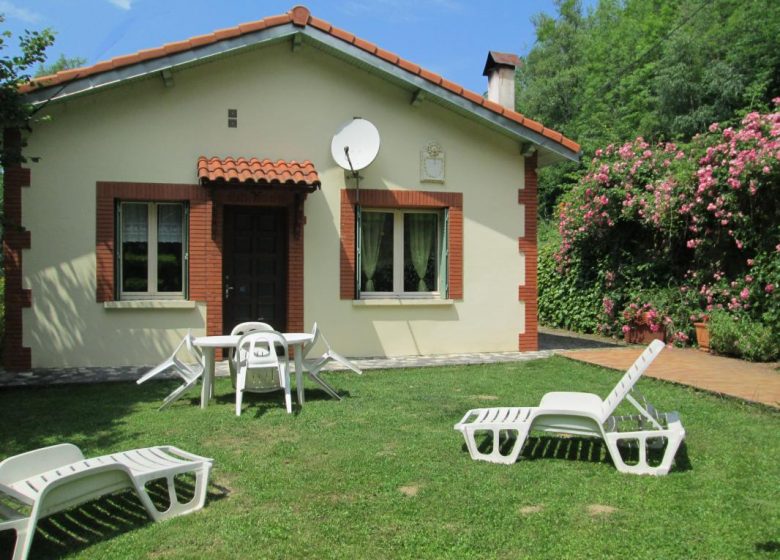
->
[561,346,780,409]
[0,350,555,388]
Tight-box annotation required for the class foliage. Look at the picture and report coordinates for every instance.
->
[538,223,602,332]
[35,53,85,77]
[0,15,54,164]
[1,360,779,558]
[0,276,4,364]
[709,310,779,362]
[539,107,780,356]
[517,0,780,217]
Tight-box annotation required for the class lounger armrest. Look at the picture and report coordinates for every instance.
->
[0,481,31,506]
[156,446,214,464]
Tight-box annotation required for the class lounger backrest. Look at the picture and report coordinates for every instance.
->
[601,340,665,420]
[0,443,84,486]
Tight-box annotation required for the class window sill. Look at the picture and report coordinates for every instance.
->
[352,298,454,307]
[103,300,197,310]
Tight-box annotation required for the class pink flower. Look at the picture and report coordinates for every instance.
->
[766,284,775,293]
[740,288,750,300]
[745,275,753,283]
[621,325,631,334]
[709,122,720,132]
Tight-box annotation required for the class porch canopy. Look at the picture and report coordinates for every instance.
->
[197,156,321,192]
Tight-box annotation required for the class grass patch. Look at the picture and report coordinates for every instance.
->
[0,356,778,559]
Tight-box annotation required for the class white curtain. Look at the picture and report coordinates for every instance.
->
[158,205,183,243]
[122,203,148,243]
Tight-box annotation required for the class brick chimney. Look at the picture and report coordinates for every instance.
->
[483,51,521,111]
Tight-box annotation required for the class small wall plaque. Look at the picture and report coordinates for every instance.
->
[420,141,445,183]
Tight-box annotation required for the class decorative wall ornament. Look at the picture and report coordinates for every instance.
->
[420,141,445,183]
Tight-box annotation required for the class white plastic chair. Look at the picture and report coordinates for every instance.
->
[301,322,362,400]
[0,443,212,560]
[235,331,291,415]
[137,332,205,410]
[454,340,686,475]
[227,321,275,387]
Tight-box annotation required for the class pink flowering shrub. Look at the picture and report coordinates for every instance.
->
[544,104,779,354]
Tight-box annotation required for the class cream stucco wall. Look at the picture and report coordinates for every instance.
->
[22,40,529,367]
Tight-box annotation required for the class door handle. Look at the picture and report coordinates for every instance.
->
[224,284,234,299]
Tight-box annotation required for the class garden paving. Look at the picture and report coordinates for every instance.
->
[561,345,780,408]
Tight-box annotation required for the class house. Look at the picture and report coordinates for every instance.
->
[3,6,579,370]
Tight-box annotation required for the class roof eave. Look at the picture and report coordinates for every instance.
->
[23,23,579,165]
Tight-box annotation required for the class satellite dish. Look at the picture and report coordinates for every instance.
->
[331,118,380,172]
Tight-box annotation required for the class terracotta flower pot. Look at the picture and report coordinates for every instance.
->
[624,325,665,345]
[694,322,710,352]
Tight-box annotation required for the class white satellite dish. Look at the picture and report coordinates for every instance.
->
[330,118,381,172]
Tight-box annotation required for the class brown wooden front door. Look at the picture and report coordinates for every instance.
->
[223,206,287,333]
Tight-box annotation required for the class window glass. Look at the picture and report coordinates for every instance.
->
[361,212,393,292]
[121,203,148,292]
[157,204,183,292]
[404,213,438,292]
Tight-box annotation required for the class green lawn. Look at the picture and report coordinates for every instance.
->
[1,357,778,559]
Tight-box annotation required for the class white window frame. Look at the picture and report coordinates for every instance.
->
[118,201,187,300]
[359,208,444,300]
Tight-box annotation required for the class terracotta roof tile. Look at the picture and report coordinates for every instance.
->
[22,5,579,155]
[214,27,242,40]
[504,111,525,125]
[375,47,399,65]
[329,26,356,43]
[308,16,332,32]
[197,156,321,189]
[440,78,463,95]
[521,117,544,133]
[291,5,310,26]
[460,89,484,105]
[482,99,506,115]
[419,68,443,85]
[397,58,421,75]
[353,37,378,54]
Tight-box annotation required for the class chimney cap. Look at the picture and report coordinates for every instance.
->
[482,51,522,76]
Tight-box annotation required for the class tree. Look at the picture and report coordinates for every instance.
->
[517,0,780,218]
[35,54,86,78]
[0,14,54,165]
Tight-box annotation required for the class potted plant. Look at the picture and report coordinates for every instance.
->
[621,303,665,344]
[693,314,709,352]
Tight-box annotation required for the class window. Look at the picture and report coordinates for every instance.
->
[118,202,187,299]
[358,208,447,298]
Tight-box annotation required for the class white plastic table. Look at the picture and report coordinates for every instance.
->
[193,332,313,409]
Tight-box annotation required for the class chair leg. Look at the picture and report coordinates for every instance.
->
[307,369,342,400]
[603,429,684,475]
[1,516,35,560]
[137,358,174,384]
[463,425,529,465]
[235,373,244,416]
[281,368,292,413]
[133,463,212,522]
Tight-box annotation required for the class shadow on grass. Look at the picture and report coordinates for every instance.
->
[210,387,352,417]
[0,479,228,560]
[468,434,692,473]
[755,541,780,553]
[0,381,182,456]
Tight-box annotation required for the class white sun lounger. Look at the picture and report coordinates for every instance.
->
[0,444,213,560]
[454,340,685,475]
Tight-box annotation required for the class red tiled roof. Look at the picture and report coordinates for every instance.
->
[24,5,579,155]
[197,156,320,188]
